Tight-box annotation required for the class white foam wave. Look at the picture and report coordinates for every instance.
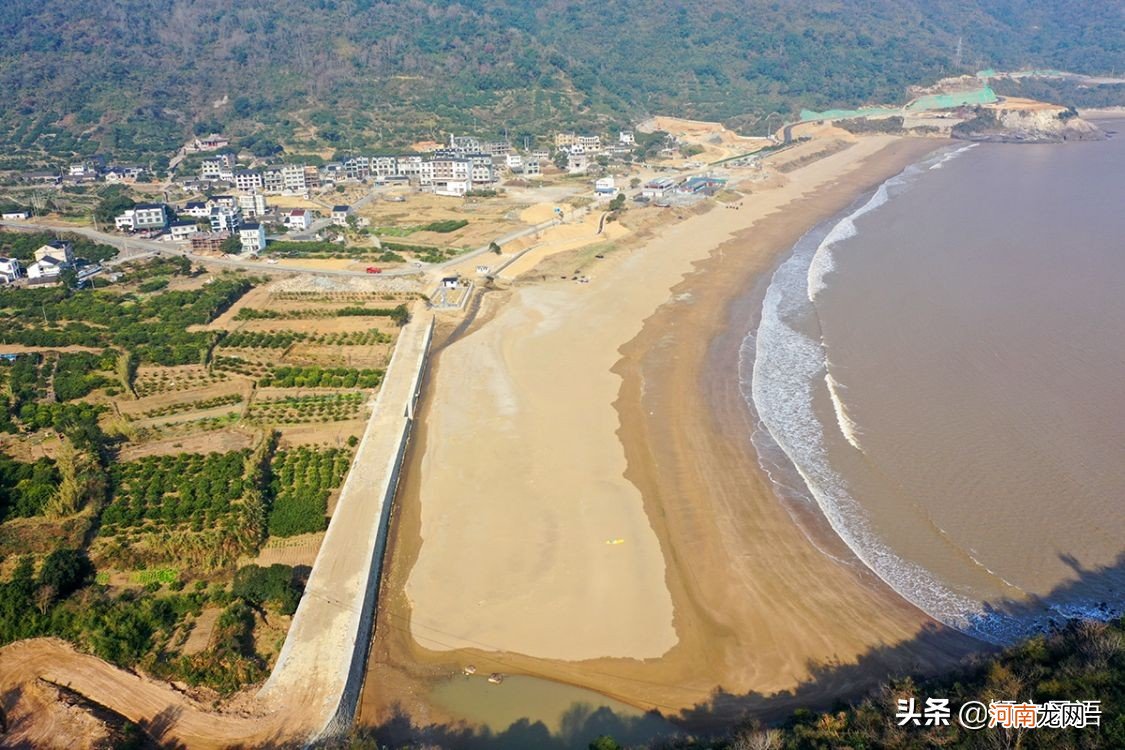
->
[742,147,1107,645]
[825,371,863,451]
[807,143,977,301]
[929,142,978,170]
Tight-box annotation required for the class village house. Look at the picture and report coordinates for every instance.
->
[26,241,74,281]
[619,131,636,145]
[209,205,241,233]
[0,257,22,284]
[169,220,200,241]
[115,203,168,232]
[594,176,618,199]
[234,170,263,192]
[193,134,230,152]
[566,152,589,175]
[181,201,210,218]
[1,210,30,221]
[238,193,268,218]
[577,135,602,152]
[200,153,237,181]
[641,177,677,198]
[283,208,312,231]
[331,205,350,226]
[238,222,266,254]
[104,166,145,184]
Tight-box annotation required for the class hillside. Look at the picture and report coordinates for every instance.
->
[1,0,1122,167]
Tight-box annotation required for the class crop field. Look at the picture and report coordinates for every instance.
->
[247,393,365,424]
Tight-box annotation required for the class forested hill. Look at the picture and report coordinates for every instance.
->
[1,0,1122,166]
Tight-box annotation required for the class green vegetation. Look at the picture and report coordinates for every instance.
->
[98,450,261,570]
[3,0,1120,167]
[0,276,252,365]
[266,446,352,537]
[53,350,116,401]
[235,304,409,326]
[0,229,117,264]
[837,116,906,134]
[247,392,364,424]
[258,365,384,389]
[137,393,243,420]
[0,453,59,519]
[219,328,390,349]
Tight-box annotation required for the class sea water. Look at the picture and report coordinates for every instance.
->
[748,122,1125,643]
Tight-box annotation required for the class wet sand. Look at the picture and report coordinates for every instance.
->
[361,136,983,731]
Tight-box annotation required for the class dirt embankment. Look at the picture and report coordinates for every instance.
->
[0,638,310,748]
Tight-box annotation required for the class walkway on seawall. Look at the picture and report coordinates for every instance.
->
[258,307,435,743]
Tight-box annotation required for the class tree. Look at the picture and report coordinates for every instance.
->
[38,548,93,599]
[94,188,135,227]
[629,177,641,189]
[489,241,501,254]
[220,235,242,255]
[608,193,626,211]
[588,737,621,750]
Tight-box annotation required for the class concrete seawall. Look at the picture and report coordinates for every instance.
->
[258,310,435,743]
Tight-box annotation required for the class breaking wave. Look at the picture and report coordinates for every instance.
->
[741,144,1095,644]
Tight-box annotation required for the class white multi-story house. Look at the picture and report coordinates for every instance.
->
[429,158,471,194]
[234,170,263,192]
[343,157,370,181]
[182,201,210,218]
[523,159,541,177]
[331,205,350,226]
[201,154,237,181]
[396,155,426,180]
[371,156,399,179]
[238,222,266,254]
[26,242,74,281]
[115,204,167,232]
[169,221,200,241]
[238,193,268,218]
[283,209,312,231]
[281,165,308,194]
[464,154,494,184]
[209,206,241,233]
[505,153,523,171]
[434,180,470,197]
[619,131,636,145]
[577,135,602,152]
[262,168,283,194]
[0,257,22,283]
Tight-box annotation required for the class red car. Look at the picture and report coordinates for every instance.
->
[365,266,383,274]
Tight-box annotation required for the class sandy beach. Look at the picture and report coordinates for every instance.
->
[362,134,983,729]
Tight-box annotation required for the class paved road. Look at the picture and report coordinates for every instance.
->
[0,218,426,278]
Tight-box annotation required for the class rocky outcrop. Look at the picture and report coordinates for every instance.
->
[953,104,1106,143]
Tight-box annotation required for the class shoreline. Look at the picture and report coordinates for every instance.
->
[359,135,984,734]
